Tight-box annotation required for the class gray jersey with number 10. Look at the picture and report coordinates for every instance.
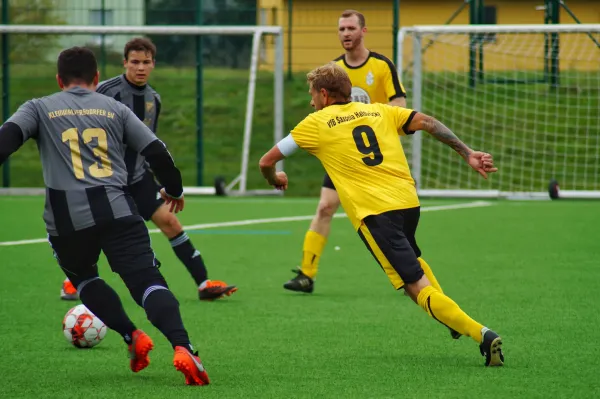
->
[7,86,158,236]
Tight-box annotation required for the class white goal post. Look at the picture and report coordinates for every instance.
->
[397,24,600,200]
[0,24,284,197]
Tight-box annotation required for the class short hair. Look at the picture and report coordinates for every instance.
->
[307,62,352,101]
[57,47,98,86]
[340,9,366,28]
[124,37,156,60]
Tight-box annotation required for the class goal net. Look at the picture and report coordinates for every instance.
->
[0,25,284,196]
[398,24,600,199]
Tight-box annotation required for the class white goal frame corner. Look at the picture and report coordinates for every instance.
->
[396,23,600,200]
[0,24,286,197]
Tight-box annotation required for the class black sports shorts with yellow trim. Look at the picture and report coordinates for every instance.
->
[322,172,336,190]
[357,207,423,290]
[128,170,164,221]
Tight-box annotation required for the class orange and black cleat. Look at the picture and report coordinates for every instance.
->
[60,279,79,301]
[198,280,237,301]
[128,330,154,373]
[173,346,210,386]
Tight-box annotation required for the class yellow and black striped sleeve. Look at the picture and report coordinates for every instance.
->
[371,52,407,101]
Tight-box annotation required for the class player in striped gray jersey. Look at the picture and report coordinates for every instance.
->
[59,37,236,302]
[0,47,210,384]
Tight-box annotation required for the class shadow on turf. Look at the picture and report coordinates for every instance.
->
[179,297,238,305]
[61,345,111,352]
[363,352,488,369]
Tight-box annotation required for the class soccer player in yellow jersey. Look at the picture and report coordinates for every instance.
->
[259,63,504,367]
[283,9,408,293]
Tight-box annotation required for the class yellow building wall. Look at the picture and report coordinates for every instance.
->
[259,0,600,73]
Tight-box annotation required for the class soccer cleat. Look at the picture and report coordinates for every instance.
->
[479,328,504,367]
[283,268,314,293]
[198,280,237,301]
[173,346,210,386]
[128,330,154,372]
[60,279,79,301]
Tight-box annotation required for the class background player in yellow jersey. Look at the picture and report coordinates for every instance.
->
[259,63,504,367]
[284,9,408,293]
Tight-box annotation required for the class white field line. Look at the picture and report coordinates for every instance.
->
[0,201,492,247]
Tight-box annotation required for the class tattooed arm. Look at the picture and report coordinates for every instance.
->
[409,113,472,160]
[406,112,498,178]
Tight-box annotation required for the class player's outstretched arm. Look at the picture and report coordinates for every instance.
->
[141,140,185,212]
[408,112,498,179]
[123,105,184,212]
[259,118,315,189]
[0,101,39,165]
[259,145,288,190]
[0,123,25,165]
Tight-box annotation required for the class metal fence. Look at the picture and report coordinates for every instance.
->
[1,0,268,190]
[0,0,402,192]
[3,0,589,193]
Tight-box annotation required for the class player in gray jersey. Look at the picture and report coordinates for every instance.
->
[0,47,210,385]
[59,37,237,302]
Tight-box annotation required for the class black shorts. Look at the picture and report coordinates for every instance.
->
[48,216,160,288]
[357,207,423,290]
[322,173,336,190]
[128,170,164,221]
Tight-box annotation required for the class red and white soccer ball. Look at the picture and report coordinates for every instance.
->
[63,304,107,348]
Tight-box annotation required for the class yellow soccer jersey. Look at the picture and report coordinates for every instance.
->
[334,52,406,105]
[290,102,420,230]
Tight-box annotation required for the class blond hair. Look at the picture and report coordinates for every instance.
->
[340,9,366,28]
[306,62,352,101]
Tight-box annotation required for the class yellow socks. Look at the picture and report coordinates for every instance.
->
[418,257,443,294]
[417,285,484,343]
[300,230,327,279]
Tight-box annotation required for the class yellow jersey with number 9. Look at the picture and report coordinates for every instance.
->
[334,52,406,105]
[290,101,420,230]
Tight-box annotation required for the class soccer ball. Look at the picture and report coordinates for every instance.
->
[63,304,107,348]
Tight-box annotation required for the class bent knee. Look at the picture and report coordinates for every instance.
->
[152,206,183,237]
[316,199,339,220]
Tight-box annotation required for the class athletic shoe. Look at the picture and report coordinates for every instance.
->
[60,279,79,301]
[128,330,154,372]
[199,280,237,301]
[173,346,210,385]
[283,268,314,293]
[479,328,504,367]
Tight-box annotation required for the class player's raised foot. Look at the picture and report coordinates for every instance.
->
[198,280,238,301]
[173,346,210,386]
[128,330,154,372]
[479,328,504,367]
[283,268,314,293]
[60,279,79,301]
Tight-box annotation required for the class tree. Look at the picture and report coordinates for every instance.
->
[8,0,66,63]
[145,0,198,66]
[145,0,257,68]
[203,0,256,69]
